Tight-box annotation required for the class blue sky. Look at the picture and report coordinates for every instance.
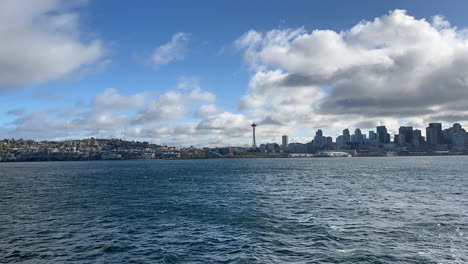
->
[2,0,468,146]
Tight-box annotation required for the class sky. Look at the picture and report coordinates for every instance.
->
[2,0,468,147]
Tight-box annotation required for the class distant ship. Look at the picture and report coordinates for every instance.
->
[313,151,352,158]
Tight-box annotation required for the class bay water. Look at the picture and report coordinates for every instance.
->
[1,157,467,263]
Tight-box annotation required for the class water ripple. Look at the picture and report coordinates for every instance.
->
[1,157,468,263]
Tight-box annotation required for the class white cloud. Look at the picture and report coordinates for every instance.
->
[134,87,216,123]
[92,88,148,110]
[7,10,468,146]
[152,32,189,67]
[235,9,468,136]
[195,104,221,118]
[0,0,106,90]
[196,112,249,136]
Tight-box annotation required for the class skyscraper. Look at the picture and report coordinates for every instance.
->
[336,135,344,146]
[377,126,390,144]
[398,126,413,145]
[426,123,442,145]
[451,123,466,147]
[453,123,463,133]
[282,135,288,151]
[412,129,424,147]
[354,128,363,144]
[314,129,324,146]
[343,129,351,144]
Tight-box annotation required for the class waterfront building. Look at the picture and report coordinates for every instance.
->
[396,134,406,146]
[336,135,344,146]
[426,123,443,145]
[412,129,424,147]
[266,143,280,153]
[452,132,466,147]
[377,126,390,144]
[453,123,464,134]
[397,126,413,146]
[282,135,288,151]
[343,129,351,144]
[288,143,309,153]
[369,131,377,141]
[314,129,325,146]
[443,123,466,145]
[354,128,363,144]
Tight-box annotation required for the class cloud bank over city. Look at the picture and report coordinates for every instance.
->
[2,1,468,146]
[236,10,468,133]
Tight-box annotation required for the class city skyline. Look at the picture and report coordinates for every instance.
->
[2,121,467,162]
[2,1,468,146]
[2,121,466,149]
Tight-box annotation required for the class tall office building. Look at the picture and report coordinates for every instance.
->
[343,129,351,143]
[412,129,424,147]
[282,135,288,151]
[336,135,344,146]
[354,128,363,144]
[426,123,443,145]
[397,126,413,145]
[451,123,466,147]
[314,129,324,146]
[377,126,390,144]
[452,132,466,146]
[369,131,377,141]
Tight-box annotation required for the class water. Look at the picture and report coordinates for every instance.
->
[1,157,467,263]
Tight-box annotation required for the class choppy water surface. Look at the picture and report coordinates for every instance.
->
[1,157,468,263]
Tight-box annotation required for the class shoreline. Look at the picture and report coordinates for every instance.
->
[2,152,468,163]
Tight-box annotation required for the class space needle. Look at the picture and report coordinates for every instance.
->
[251,123,257,147]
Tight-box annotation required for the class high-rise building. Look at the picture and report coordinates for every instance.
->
[451,123,466,147]
[369,131,377,141]
[354,128,363,144]
[412,129,424,147]
[453,123,464,134]
[336,135,344,146]
[282,135,288,151]
[426,123,443,145]
[397,126,413,145]
[314,129,324,146]
[377,126,390,144]
[343,129,351,143]
[452,132,466,146]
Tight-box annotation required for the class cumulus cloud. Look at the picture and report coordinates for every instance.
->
[0,0,106,90]
[235,9,468,134]
[2,83,229,145]
[196,112,250,136]
[195,104,221,118]
[152,32,189,67]
[7,9,468,146]
[134,87,216,123]
[92,88,148,110]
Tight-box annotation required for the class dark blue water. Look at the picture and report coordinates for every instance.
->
[1,157,467,263]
